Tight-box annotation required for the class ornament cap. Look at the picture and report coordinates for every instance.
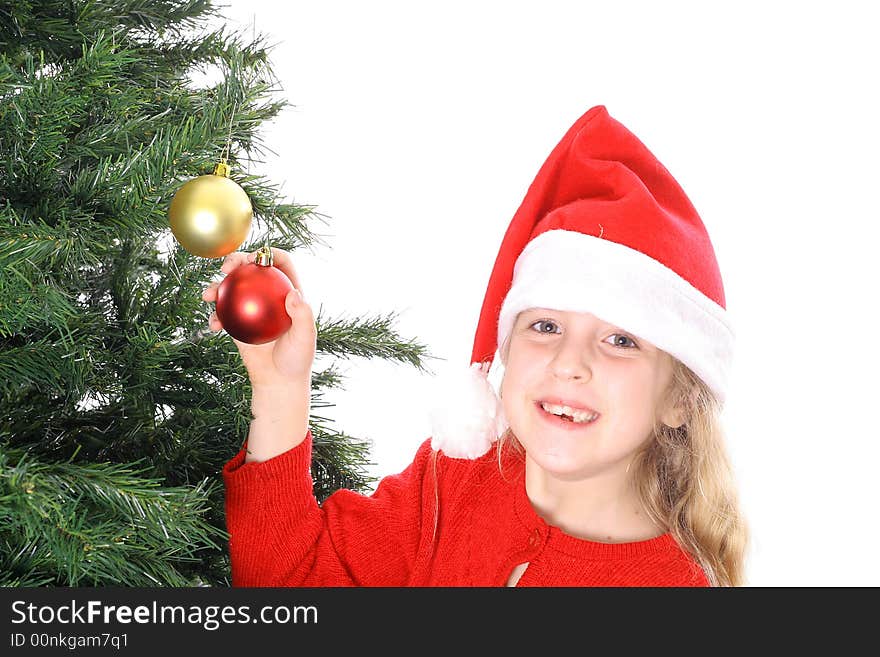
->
[254,245,273,266]
[213,160,231,177]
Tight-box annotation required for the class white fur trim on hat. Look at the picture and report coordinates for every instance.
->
[429,362,507,459]
[497,229,735,404]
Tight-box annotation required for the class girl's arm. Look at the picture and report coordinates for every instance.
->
[244,380,310,462]
[223,425,439,587]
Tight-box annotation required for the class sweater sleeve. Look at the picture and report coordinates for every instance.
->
[222,430,438,587]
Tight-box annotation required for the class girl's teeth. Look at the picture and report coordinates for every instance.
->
[540,402,598,423]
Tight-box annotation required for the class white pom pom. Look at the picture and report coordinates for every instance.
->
[429,362,507,459]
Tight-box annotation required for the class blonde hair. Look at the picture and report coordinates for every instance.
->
[635,357,749,586]
[497,337,749,586]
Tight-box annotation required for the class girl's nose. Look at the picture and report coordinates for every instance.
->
[549,341,593,381]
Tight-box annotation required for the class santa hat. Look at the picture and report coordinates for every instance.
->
[429,105,735,460]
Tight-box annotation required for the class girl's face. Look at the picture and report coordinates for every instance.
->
[500,308,681,481]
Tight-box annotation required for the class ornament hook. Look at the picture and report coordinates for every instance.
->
[254,244,273,266]
[221,101,238,163]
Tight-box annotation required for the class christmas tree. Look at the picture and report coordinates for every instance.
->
[0,1,432,586]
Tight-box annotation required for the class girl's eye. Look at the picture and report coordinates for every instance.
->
[529,319,560,334]
[606,333,638,349]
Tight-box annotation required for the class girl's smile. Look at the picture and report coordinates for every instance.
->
[500,307,680,480]
[535,400,600,429]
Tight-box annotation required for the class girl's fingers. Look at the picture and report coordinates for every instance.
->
[208,311,221,332]
[220,251,250,274]
[218,250,302,290]
[202,282,219,302]
[206,249,303,328]
[264,247,304,295]
[206,250,248,304]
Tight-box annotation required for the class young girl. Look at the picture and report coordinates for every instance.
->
[205,105,748,587]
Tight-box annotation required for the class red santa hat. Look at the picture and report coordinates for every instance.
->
[429,105,734,460]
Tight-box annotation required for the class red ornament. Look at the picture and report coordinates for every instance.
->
[216,247,293,345]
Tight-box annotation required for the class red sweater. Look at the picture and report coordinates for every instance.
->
[223,431,709,587]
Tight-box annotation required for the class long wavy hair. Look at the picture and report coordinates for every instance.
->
[496,352,749,587]
[638,357,748,586]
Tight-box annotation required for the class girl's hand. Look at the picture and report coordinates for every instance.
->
[201,247,317,389]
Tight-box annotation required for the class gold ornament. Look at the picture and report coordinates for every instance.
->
[168,160,253,258]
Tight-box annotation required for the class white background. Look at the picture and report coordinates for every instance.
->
[213,0,880,586]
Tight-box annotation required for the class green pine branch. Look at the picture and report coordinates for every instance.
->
[0,446,223,586]
[316,309,437,373]
[0,0,437,586]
